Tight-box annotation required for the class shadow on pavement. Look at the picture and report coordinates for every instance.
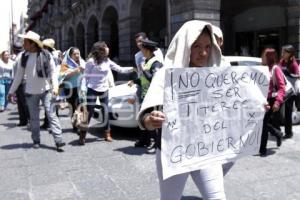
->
[0,122,18,129]
[181,196,202,200]
[0,143,57,151]
[114,146,148,156]
[7,117,19,121]
[68,137,103,146]
[253,148,277,157]
[8,111,18,115]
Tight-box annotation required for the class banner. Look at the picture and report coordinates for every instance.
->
[161,66,269,179]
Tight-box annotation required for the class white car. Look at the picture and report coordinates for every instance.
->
[94,83,140,128]
[225,56,262,66]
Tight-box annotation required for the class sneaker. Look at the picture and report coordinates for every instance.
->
[146,141,156,154]
[56,142,66,148]
[33,142,40,149]
[259,149,267,157]
[134,140,150,148]
[283,134,293,139]
[56,142,66,152]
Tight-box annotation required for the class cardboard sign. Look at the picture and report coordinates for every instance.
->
[161,66,269,179]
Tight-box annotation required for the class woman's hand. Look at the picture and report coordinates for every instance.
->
[78,66,84,72]
[7,93,15,103]
[143,110,166,130]
[272,104,280,112]
[127,80,134,87]
[264,103,270,111]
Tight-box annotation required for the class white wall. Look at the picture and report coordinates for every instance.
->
[0,0,28,52]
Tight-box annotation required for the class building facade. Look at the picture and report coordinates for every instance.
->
[27,0,300,63]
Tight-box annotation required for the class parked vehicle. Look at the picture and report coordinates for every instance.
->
[225,56,262,66]
[94,83,140,128]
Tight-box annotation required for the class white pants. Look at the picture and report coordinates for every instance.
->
[156,150,226,200]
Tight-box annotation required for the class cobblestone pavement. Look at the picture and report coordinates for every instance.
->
[0,104,300,200]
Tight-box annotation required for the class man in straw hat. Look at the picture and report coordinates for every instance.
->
[8,31,65,152]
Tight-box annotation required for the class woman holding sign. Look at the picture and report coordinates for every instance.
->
[137,21,226,200]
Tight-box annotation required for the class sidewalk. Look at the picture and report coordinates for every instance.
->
[0,104,300,200]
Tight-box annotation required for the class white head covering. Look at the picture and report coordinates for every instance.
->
[164,20,221,68]
[137,20,222,128]
[212,25,223,39]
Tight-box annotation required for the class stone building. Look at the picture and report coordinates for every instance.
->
[26,0,300,63]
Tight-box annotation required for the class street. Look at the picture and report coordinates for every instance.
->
[0,104,300,200]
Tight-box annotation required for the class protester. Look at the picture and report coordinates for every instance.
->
[40,38,59,129]
[12,44,29,126]
[130,39,163,152]
[137,20,226,200]
[278,45,300,139]
[259,48,285,156]
[80,41,134,144]
[0,50,14,112]
[134,32,164,81]
[59,47,85,132]
[7,31,65,152]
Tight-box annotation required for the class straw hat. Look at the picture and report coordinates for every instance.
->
[42,38,56,51]
[18,31,43,48]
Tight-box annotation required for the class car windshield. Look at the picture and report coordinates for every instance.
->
[230,61,261,66]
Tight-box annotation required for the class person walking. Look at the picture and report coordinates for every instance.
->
[0,50,14,112]
[12,44,29,126]
[259,48,285,156]
[278,45,300,139]
[7,31,65,151]
[59,47,85,132]
[137,20,226,200]
[79,41,134,145]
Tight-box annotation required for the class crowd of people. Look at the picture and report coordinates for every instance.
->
[0,20,299,200]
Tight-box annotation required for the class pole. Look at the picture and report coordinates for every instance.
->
[166,0,171,46]
[10,0,14,54]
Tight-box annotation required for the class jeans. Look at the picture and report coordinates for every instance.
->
[86,88,110,132]
[284,96,294,136]
[156,150,226,200]
[260,98,283,153]
[25,91,63,144]
[16,82,29,124]
[0,79,12,110]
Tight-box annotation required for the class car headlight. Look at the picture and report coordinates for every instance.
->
[110,95,137,105]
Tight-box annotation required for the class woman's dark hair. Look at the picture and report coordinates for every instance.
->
[1,50,9,58]
[68,47,80,57]
[262,48,278,67]
[134,32,147,40]
[89,41,108,63]
[282,44,296,57]
[202,26,212,39]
